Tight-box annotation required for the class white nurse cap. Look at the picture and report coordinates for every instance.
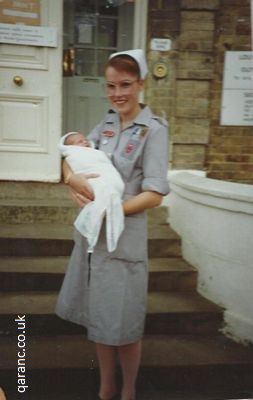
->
[109,49,148,79]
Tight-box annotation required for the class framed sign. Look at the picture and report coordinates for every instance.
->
[0,23,57,47]
[0,0,40,26]
[221,51,253,126]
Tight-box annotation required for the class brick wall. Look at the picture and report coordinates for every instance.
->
[146,0,253,183]
[146,0,180,167]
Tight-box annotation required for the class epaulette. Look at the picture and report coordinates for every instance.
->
[152,115,168,127]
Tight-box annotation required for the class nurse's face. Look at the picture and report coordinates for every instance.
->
[105,66,144,120]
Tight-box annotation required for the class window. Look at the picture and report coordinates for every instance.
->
[64,0,119,76]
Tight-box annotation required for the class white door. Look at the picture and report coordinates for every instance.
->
[62,0,135,134]
[0,0,63,181]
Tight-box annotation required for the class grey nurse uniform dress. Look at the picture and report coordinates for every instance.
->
[56,105,169,346]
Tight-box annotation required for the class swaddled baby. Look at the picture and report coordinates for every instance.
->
[59,132,125,252]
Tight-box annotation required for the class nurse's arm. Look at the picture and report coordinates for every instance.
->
[62,159,98,206]
[122,191,162,216]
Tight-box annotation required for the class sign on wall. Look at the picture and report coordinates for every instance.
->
[0,0,57,47]
[0,23,57,47]
[0,0,40,26]
[150,38,171,52]
[221,51,253,126]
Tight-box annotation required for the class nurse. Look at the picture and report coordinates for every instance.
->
[56,49,170,400]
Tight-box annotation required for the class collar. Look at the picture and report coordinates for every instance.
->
[106,104,153,128]
[133,104,152,127]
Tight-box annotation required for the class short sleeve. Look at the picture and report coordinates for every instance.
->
[141,123,170,195]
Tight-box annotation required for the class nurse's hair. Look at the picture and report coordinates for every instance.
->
[104,55,140,79]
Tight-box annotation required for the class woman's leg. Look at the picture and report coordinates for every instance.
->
[118,340,142,400]
[0,388,6,400]
[96,343,118,399]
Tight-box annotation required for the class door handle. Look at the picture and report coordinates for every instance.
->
[13,76,24,86]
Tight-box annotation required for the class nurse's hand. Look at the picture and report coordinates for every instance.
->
[68,173,99,207]
[70,188,92,207]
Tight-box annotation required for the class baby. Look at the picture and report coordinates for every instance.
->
[63,132,91,148]
[59,132,125,253]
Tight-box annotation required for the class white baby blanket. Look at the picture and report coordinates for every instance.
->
[59,134,125,252]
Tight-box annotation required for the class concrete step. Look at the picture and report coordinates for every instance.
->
[1,334,253,397]
[0,291,223,336]
[0,257,197,292]
[0,223,181,257]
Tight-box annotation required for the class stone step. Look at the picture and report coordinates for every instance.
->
[0,181,70,200]
[0,198,78,225]
[147,205,169,224]
[1,334,253,397]
[0,183,168,226]
[0,181,168,224]
[0,223,181,257]
[0,181,168,222]
[0,291,223,336]
[0,218,177,239]
[0,208,170,234]
[149,258,197,291]
[1,334,252,370]
[1,371,252,400]
[0,257,197,292]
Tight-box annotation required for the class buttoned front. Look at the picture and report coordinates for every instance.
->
[56,104,170,345]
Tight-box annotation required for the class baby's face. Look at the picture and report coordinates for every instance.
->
[67,133,89,147]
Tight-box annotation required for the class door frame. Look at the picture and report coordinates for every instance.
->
[133,0,148,50]
[133,0,147,102]
[0,0,63,182]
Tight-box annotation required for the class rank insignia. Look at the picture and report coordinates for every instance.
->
[133,127,148,140]
[125,143,134,154]
[139,127,148,139]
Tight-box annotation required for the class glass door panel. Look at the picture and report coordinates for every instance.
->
[63,0,134,132]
